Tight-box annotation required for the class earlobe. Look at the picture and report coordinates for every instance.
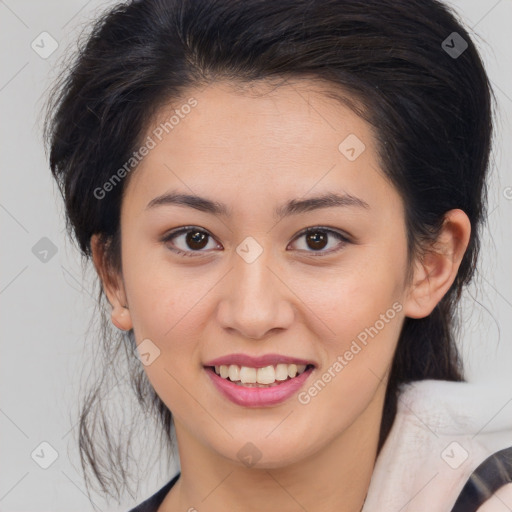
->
[90,234,133,331]
[403,209,471,319]
[111,305,133,332]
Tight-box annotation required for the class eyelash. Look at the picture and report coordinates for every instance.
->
[161,225,351,258]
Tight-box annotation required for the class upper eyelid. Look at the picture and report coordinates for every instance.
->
[297,226,351,240]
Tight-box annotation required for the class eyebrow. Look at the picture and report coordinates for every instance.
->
[145,189,370,219]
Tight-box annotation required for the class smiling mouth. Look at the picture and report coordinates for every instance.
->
[205,363,315,387]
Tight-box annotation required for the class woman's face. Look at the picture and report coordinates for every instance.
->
[109,79,415,467]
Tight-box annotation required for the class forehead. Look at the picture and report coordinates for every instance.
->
[152,78,372,151]
[122,78,396,218]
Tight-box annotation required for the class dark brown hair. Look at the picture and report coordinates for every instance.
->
[43,0,494,505]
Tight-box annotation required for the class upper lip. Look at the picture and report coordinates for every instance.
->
[203,353,316,369]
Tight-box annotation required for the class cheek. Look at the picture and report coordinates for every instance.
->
[122,243,203,334]
[300,272,404,425]
[301,249,406,384]
[302,255,404,335]
[124,263,208,410]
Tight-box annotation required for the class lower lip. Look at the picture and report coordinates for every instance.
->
[204,366,314,407]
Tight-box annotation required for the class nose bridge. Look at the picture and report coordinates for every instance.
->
[218,237,294,338]
[233,233,275,290]
[235,244,273,297]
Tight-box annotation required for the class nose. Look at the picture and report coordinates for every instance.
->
[216,247,295,340]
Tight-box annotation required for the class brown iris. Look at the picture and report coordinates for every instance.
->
[186,230,209,250]
[305,230,328,251]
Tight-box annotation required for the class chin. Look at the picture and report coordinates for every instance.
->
[210,435,316,470]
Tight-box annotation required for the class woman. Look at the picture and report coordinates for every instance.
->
[43,0,512,510]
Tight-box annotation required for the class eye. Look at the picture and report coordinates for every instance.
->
[161,225,351,258]
[288,226,350,256]
[161,226,220,257]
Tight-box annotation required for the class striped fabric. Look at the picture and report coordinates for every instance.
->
[450,446,512,511]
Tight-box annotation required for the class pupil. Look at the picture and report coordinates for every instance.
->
[307,231,327,250]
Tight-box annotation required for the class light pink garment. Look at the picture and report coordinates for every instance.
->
[362,379,512,512]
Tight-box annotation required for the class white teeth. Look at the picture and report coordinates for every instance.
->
[228,365,240,382]
[240,366,257,384]
[214,363,310,385]
[275,364,289,381]
[220,365,229,379]
[256,365,275,385]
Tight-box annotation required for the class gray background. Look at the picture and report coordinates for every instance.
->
[1,0,511,510]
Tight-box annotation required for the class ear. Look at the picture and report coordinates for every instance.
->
[403,209,471,319]
[91,233,133,331]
